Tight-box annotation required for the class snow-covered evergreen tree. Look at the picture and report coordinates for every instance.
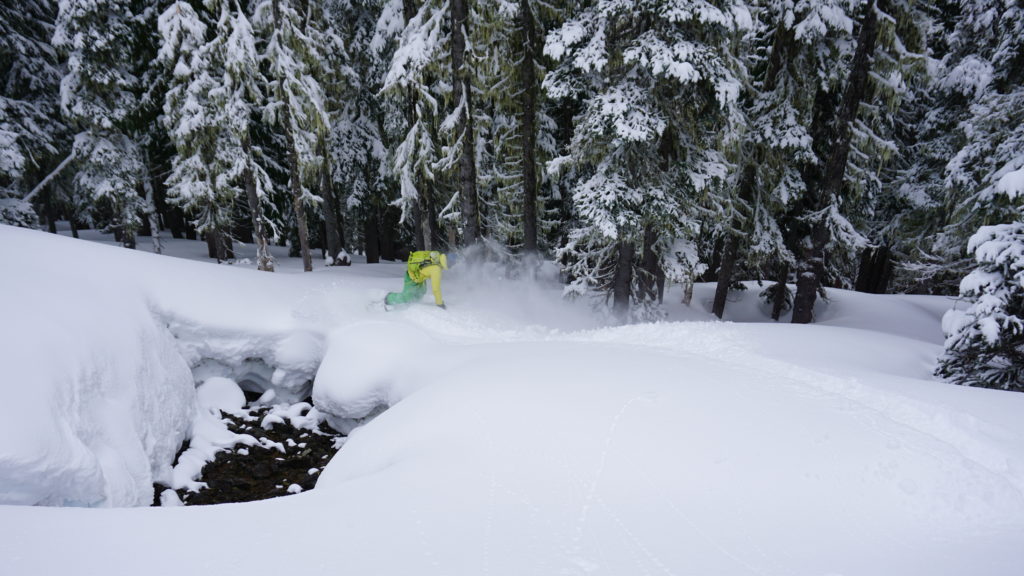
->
[935,0,1024,264]
[471,0,559,256]
[545,0,751,320]
[253,0,330,272]
[159,0,277,267]
[938,221,1024,390]
[0,0,65,228]
[711,0,859,318]
[159,1,235,260]
[221,0,277,271]
[377,0,448,250]
[303,0,349,264]
[54,0,146,248]
[329,0,392,260]
[935,0,1024,390]
[789,0,929,323]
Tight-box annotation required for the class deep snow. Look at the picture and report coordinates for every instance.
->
[1,223,1023,576]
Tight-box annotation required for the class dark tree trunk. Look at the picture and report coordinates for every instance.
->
[382,204,401,261]
[205,228,234,261]
[855,245,893,294]
[451,0,480,246]
[713,161,756,318]
[319,137,343,263]
[44,187,58,233]
[771,263,790,321]
[792,0,879,323]
[519,0,539,254]
[206,231,218,259]
[222,232,234,260]
[612,241,634,321]
[364,204,380,264]
[639,225,662,303]
[166,206,185,239]
[712,235,737,319]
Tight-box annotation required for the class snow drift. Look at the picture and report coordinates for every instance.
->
[2,224,1024,576]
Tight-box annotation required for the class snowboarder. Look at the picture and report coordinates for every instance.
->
[385,250,449,309]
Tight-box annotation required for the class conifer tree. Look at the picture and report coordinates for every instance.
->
[0,0,65,228]
[712,0,858,318]
[159,0,278,267]
[332,0,395,261]
[54,0,146,248]
[545,0,751,320]
[938,222,1024,390]
[253,0,330,271]
[472,0,559,256]
[790,0,928,323]
[935,0,1024,389]
[159,1,236,260]
[378,0,449,251]
[221,0,277,271]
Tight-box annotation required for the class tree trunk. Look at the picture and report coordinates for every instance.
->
[681,279,693,306]
[712,235,737,319]
[44,188,58,233]
[221,231,234,260]
[451,0,479,246]
[419,191,437,250]
[285,112,313,271]
[364,203,380,264]
[519,0,539,254]
[771,263,789,321]
[206,230,218,259]
[639,225,661,303]
[382,204,400,260]
[142,150,163,254]
[792,0,878,323]
[612,241,634,321]
[713,164,756,318]
[319,136,343,263]
[120,199,136,250]
[204,227,234,261]
[243,135,274,272]
[855,245,892,294]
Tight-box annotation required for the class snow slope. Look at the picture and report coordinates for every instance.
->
[1,224,1023,575]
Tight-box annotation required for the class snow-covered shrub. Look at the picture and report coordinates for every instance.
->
[938,222,1024,391]
[0,194,39,228]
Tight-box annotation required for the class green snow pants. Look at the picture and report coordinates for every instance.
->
[385,273,426,305]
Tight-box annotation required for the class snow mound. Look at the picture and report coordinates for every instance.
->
[0,226,195,506]
[313,320,441,432]
[197,377,246,415]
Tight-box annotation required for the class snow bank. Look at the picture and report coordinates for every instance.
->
[0,225,331,505]
[174,320,325,403]
[313,320,441,432]
[0,225,195,506]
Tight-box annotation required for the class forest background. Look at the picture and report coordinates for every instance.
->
[1,0,1021,389]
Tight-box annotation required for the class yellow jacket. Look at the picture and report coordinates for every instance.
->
[408,251,448,305]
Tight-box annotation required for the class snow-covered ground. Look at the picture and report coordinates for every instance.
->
[1,223,1023,576]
